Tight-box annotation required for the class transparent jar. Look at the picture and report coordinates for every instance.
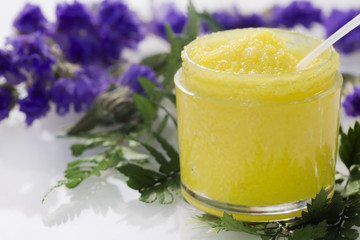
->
[175,28,342,221]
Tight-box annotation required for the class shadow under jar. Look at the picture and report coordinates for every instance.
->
[175,28,342,221]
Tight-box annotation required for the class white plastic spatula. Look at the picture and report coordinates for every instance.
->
[296,14,360,69]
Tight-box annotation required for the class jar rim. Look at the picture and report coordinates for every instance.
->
[182,28,337,80]
[178,28,340,103]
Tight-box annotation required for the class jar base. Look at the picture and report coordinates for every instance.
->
[181,183,334,222]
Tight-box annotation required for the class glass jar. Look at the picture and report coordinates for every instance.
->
[175,28,342,221]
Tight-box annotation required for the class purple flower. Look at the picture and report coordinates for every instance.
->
[18,81,50,125]
[237,14,267,28]
[50,78,75,116]
[97,0,145,63]
[73,74,98,113]
[13,3,48,34]
[54,1,100,64]
[0,50,27,84]
[324,9,360,54]
[77,65,114,93]
[119,64,160,95]
[8,33,55,81]
[55,1,94,32]
[0,85,13,121]
[343,87,360,117]
[272,1,322,28]
[212,9,266,30]
[149,3,187,39]
[212,10,241,30]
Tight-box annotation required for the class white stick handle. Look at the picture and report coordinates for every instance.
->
[296,14,360,69]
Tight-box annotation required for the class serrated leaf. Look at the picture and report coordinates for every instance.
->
[137,77,162,101]
[343,215,360,228]
[139,188,157,203]
[154,184,174,204]
[62,148,124,189]
[117,163,163,190]
[153,132,179,168]
[65,178,83,188]
[107,150,123,168]
[340,228,359,239]
[121,146,148,162]
[70,138,116,157]
[339,121,360,170]
[139,142,172,174]
[221,213,259,235]
[166,174,181,195]
[132,93,157,127]
[345,165,360,196]
[116,131,180,205]
[96,160,109,170]
[291,221,327,240]
[301,189,328,224]
[291,225,313,240]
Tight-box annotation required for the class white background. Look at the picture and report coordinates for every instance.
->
[1,0,360,240]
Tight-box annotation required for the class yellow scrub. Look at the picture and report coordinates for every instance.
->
[175,28,342,221]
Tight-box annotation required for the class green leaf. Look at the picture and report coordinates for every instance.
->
[196,11,224,32]
[61,148,124,189]
[346,165,360,196]
[132,93,157,127]
[154,89,176,105]
[182,1,201,43]
[67,107,98,135]
[339,228,359,239]
[117,163,180,204]
[158,104,177,128]
[70,138,113,157]
[166,174,181,195]
[220,213,260,236]
[298,189,343,226]
[153,132,179,168]
[137,77,161,102]
[300,189,328,223]
[139,141,172,174]
[139,53,169,75]
[155,115,169,135]
[121,146,148,164]
[291,221,327,240]
[339,121,360,170]
[139,188,157,203]
[154,184,174,204]
[116,131,180,204]
[65,178,83,188]
[42,180,67,203]
[117,163,163,190]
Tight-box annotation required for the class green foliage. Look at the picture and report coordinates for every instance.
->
[194,187,360,239]
[117,132,180,204]
[291,221,327,240]
[132,92,157,127]
[339,121,360,170]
